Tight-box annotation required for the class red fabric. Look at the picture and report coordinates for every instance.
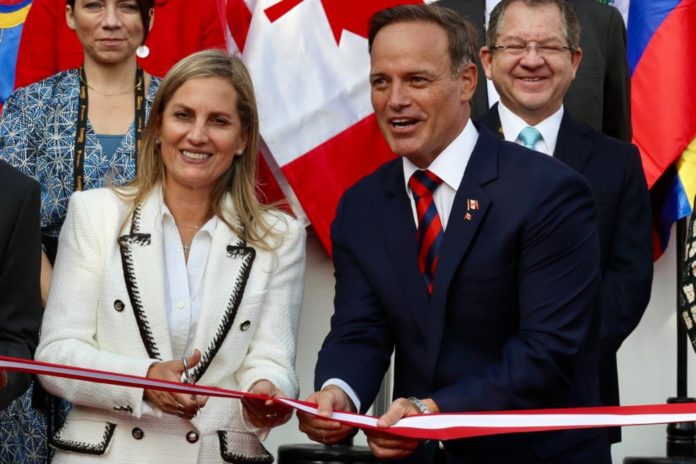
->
[631,0,696,188]
[281,114,396,252]
[14,0,226,87]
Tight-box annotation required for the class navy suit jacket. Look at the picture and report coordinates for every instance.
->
[437,0,632,141]
[315,126,610,463]
[0,160,42,410]
[478,105,653,442]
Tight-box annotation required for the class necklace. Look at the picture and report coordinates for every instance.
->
[182,241,192,255]
[85,84,134,97]
[176,221,204,230]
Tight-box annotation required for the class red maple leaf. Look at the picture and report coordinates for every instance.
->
[265,0,422,44]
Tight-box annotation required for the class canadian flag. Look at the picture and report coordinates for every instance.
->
[226,0,423,252]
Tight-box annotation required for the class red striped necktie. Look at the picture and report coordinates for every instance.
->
[409,169,444,294]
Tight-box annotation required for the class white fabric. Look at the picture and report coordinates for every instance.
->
[497,102,564,155]
[37,185,307,463]
[402,119,479,230]
[161,206,216,360]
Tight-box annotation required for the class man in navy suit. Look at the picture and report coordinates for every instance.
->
[437,0,632,142]
[0,160,42,409]
[476,0,652,446]
[297,4,610,463]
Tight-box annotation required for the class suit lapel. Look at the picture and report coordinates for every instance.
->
[428,129,498,363]
[190,204,255,382]
[118,188,172,361]
[382,162,431,340]
[554,112,592,173]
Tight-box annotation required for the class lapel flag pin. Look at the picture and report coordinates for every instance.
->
[464,212,473,221]
[467,199,479,211]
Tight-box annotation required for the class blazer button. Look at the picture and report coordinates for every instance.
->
[131,427,144,440]
[186,430,199,443]
[114,300,125,312]
[240,320,251,331]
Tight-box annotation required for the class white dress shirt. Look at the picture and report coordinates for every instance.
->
[324,120,479,411]
[498,101,564,156]
[161,205,217,359]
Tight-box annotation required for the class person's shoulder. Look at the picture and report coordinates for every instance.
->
[7,69,78,105]
[262,209,305,237]
[69,187,127,212]
[147,75,162,98]
[342,157,402,201]
[0,160,36,188]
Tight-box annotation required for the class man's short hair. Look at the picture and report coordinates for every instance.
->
[486,0,581,52]
[368,4,479,76]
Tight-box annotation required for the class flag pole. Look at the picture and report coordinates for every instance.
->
[625,217,696,462]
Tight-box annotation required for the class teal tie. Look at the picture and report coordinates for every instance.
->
[518,126,542,150]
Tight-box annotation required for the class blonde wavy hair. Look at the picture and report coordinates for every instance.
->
[118,49,281,249]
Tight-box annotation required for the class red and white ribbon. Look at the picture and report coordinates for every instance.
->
[2,355,695,441]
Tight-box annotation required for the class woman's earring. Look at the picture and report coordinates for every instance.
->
[235,149,243,156]
[136,45,150,59]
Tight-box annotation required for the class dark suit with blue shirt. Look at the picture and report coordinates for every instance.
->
[315,125,611,463]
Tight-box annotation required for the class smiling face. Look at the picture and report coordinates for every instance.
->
[158,77,248,197]
[480,1,582,125]
[66,0,151,66]
[370,21,476,168]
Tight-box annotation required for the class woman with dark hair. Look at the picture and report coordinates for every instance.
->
[0,1,160,462]
[36,49,306,463]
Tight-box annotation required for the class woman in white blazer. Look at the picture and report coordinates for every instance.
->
[36,50,306,463]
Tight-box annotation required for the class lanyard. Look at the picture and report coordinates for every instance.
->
[74,66,146,192]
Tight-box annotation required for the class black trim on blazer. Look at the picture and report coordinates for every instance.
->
[113,405,133,413]
[118,204,161,360]
[191,240,256,382]
[217,431,273,463]
[50,422,116,455]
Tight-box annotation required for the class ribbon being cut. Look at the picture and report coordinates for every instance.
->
[2,355,696,441]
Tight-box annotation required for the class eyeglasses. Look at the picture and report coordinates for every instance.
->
[491,42,571,57]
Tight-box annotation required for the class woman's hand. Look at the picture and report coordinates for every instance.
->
[242,380,293,428]
[144,349,208,419]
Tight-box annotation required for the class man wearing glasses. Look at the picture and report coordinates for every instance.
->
[439,0,632,142]
[477,0,653,448]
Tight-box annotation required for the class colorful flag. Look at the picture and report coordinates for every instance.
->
[0,0,31,108]
[627,0,696,258]
[227,0,421,252]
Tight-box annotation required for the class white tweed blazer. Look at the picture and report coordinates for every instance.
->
[36,186,306,463]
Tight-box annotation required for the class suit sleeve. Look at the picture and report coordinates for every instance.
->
[602,6,632,142]
[599,146,652,352]
[432,171,602,412]
[313,196,395,413]
[36,193,155,417]
[0,174,42,409]
[235,216,306,400]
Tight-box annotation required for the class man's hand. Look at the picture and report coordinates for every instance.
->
[297,385,356,445]
[242,379,293,428]
[0,370,7,389]
[365,397,439,460]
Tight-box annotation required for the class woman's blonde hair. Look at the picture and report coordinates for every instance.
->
[120,49,281,249]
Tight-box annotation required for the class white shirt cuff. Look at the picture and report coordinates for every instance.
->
[322,378,361,413]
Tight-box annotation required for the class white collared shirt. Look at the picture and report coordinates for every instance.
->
[161,205,217,359]
[324,119,479,412]
[498,101,564,156]
[402,119,479,230]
